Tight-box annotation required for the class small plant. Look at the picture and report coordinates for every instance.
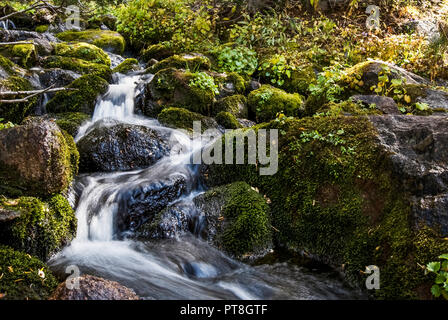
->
[0,118,14,130]
[215,46,258,76]
[309,65,344,103]
[426,254,448,300]
[189,72,219,97]
[259,54,294,87]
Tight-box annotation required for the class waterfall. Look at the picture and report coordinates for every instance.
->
[49,72,363,300]
[0,19,16,30]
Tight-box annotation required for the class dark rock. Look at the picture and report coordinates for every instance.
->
[38,68,81,99]
[416,88,448,112]
[0,208,21,222]
[135,199,197,239]
[351,95,400,115]
[77,121,171,173]
[117,174,189,232]
[49,275,139,300]
[370,115,448,235]
[0,117,78,197]
[237,118,256,128]
[246,80,261,94]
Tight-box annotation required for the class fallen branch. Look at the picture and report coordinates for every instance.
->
[0,1,47,22]
[0,41,34,46]
[0,85,78,103]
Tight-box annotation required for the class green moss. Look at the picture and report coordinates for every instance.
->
[248,85,304,122]
[56,30,125,54]
[157,107,217,132]
[0,54,15,75]
[202,116,448,299]
[148,54,211,74]
[0,195,77,261]
[0,245,58,300]
[113,58,139,74]
[54,42,111,66]
[60,129,79,178]
[215,111,241,129]
[148,68,215,116]
[35,24,49,33]
[200,182,272,258]
[46,74,109,114]
[42,55,111,80]
[51,112,90,137]
[318,99,382,116]
[140,42,173,61]
[213,95,248,118]
[10,44,37,68]
[225,72,246,93]
[286,65,317,94]
[0,76,36,123]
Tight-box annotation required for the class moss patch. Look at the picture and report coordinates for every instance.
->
[157,107,217,132]
[140,42,174,61]
[54,42,111,66]
[113,58,139,74]
[35,25,49,33]
[10,44,37,68]
[148,54,211,74]
[0,195,77,261]
[51,112,90,137]
[215,111,241,129]
[213,94,248,118]
[0,245,58,300]
[41,55,111,80]
[197,181,272,258]
[0,76,36,123]
[46,74,109,114]
[56,30,125,54]
[248,85,304,122]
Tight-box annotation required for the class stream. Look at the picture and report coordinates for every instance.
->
[48,66,365,300]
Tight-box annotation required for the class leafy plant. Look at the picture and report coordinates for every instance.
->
[214,46,258,76]
[259,54,294,87]
[426,254,448,300]
[189,72,219,97]
[0,118,14,131]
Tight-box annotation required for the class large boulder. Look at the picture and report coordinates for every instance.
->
[0,118,79,197]
[49,275,139,300]
[77,122,171,173]
[0,195,77,261]
[200,115,448,299]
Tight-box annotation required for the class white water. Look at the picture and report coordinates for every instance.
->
[49,72,363,300]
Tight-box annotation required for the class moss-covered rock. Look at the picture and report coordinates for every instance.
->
[35,24,49,33]
[0,118,79,198]
[54,42,111,66]
[0,195,77,261]
[215,111,242,129]
[148,54,211,74]
[50,112,91,137]
[0,245,59,300]
[248,85,304,122]
[113,58,139,74]
[56,30,125,54]
[200,116,448,299]
[41,55,111,80]
[10,43,38,68]
[0,54,16,76]
[140,42,174,62]
[46,74,109,115]
[213,95,248,118]
[145,68,216,116]
[0,76,37,123]
[157,107,218,132]
[193,181,272,260]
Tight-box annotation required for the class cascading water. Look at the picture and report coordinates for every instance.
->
[49,70,364,300]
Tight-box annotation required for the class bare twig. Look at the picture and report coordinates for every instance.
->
[0,41,34,46]
[0,85,78,104]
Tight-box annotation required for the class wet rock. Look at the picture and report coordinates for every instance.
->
[135,199,197,239]
[77,122,171,173]
[370,115,448,235]
[49,275,139,300]
[38,68,81,93]
[351,95,400,115]
[237,118,256,128]
[0,29,58,43]
[117,173,189,232]
[0,118,78,197]
[414,87,448,112]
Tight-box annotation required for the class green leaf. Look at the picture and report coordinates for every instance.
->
[439,254,448,260]
[427,262,441,273]
[435,273,446,284]
[431,284,442,298]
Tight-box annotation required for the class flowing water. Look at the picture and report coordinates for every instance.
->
[49,72,365,300]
